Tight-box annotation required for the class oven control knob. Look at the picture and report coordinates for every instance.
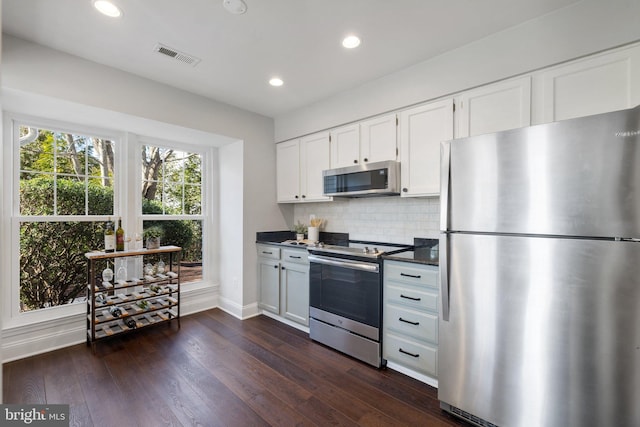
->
[373,247,379,254]
[318,242,325,248]
[363,247,370,254]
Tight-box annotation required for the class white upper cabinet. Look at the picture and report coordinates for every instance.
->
[300,131,331,202]
[276,132,331,203]
[276,139,300,203]
[456,76,531,138]
[360,114,398,165]
[330,114,397,168]
[534,45,640,125]
[399,99,454,197]
[329,124,360,168]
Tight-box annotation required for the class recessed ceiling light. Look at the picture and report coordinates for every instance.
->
[269,77,284,87]
[342,35,361,49]
[93,0,122,18]
[223,0,247,14]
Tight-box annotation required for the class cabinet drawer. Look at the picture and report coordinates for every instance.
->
[282,248,309,264]
[383,333,437,377]
[385,262,438,289]
[384,305,438,344]
[385,284,438,312]
[257,244,280,260]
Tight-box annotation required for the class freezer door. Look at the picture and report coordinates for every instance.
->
[443,105,640,237]
[438,233,640,427]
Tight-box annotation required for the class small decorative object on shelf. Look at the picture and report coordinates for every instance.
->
[292,221,307,241]
[144,226,162,249]
[85,245,181,351]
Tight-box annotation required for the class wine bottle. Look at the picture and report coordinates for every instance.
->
[104,218,115,252]
[116,217,125,251]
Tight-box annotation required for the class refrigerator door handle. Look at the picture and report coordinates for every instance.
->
[440,141,451,232]
[440,141,451,322]
[440,233,450,321]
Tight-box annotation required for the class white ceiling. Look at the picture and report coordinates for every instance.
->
[2,0,578,118]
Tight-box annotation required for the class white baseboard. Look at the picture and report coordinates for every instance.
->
[385,360,439,388]
[2,284,220,363]
[217,298,261,320]
[260,310,310,334]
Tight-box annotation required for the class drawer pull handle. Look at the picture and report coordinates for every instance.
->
[262,251,273,255]
[289,256,302,259]
[400,294,421,301]
[399,317,419,326]
[400,273,421,279]
[399,348,420,358]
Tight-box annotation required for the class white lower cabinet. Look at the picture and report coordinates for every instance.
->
[257,245,281,314]
[383,260,439,380]
[257,244,309,327]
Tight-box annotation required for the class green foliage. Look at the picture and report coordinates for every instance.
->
[142,199,198,260]
[19,176,111,311]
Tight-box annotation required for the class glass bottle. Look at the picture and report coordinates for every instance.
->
[116,217,125,251]
[104,217,115,253]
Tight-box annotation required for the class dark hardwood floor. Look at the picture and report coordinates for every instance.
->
[2,309,469,426]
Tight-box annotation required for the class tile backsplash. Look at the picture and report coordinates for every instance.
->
[294,197,440,244]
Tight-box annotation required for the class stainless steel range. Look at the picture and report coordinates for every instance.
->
[307,241,410,367]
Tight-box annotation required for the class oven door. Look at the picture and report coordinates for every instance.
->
[308,254,381,328]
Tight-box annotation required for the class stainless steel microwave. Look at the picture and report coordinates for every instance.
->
[322,160,400,197]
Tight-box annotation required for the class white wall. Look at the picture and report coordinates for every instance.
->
[219,140,246,315]
[294,197,440,245]
[275,0,640,141]
[1,35,287,328]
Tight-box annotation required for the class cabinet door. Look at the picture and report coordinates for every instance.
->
[281,262,309,326]
[360,113,397,164]
[330,124,360,168]
[399,99,453,197]
[258,258,280,314]
[276,139,301,203]
[536,46,640,124]
[300,131,331,202]
[457,76,531,138]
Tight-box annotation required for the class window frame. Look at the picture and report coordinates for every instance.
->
[3,114,125,325]
[137,136,209,286]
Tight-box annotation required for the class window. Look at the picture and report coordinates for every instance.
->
[7,115,211,321]
[141,144,203,283]
[17,124,116,312]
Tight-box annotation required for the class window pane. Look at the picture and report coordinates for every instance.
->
[20,221,103,312]
[184,184,202,215]
[184,155,201,184]
[142,181,163,212]
[20,174,55,215]
[55,175,86,215]
[164,183,183,214]
[20,128,54,173]
[88,177,114,215]
[143,219,202,283]
[87,138,114,178]
[55,132,82,175]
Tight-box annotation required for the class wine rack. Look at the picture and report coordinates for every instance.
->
[85,245,181,349]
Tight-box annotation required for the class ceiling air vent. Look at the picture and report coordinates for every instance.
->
[153,43,201,66]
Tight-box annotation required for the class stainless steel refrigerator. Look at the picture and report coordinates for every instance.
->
[438,105,640,427]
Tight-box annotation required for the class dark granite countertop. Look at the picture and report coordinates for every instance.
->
[256,231,349,248]
[382,249,439,266]
[382,237,439,266]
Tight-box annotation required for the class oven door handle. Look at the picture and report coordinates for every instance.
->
[308,254,380,273]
